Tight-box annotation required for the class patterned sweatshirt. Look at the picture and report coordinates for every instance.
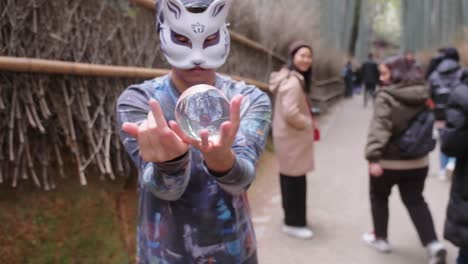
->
[116,74,271,264]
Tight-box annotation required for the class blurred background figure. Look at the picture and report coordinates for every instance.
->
[441,69,468,264]
[363,55,446,264]
[269,41,316,240]
[342,60,355,98]
[427,47,463,181]
[360,53,380,107]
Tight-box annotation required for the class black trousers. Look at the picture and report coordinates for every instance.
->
[363,83,376,107]
[280,174,307,227]
[369,167,438,246]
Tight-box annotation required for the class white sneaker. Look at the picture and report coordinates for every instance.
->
[362,232,391,253]
[426,241,446,264]
[282,225,314,239]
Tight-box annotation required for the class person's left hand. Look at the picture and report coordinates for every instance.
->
[170,94,244,174]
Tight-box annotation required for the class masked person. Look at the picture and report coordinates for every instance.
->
[116,0,271,263]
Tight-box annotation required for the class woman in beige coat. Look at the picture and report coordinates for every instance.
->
[269,42,315,239]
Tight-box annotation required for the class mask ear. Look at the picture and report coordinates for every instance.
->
[206,0,231,24]
[162,0,186,22]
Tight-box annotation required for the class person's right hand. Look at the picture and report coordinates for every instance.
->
[122,99,189,163]
[369,162,384,177]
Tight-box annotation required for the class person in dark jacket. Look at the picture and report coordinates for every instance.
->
[363,55,446,264]
[426,47,461,80]
[360,53,380,107]
[441,74,468,264]
[428,47,463,180]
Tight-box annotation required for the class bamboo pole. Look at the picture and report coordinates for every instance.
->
[0,56,269,90]
[130,0,287,63]
[0,56,169,79]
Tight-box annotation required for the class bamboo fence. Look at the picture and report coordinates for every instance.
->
[0,0,285,190]
[0,0,342,190]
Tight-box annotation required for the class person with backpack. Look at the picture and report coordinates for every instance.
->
[269,41,316,239]
[441,70,468,264]
[428,47,463,180]
[363,55,446,264]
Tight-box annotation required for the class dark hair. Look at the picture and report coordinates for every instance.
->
[383,55,423,85]
[287,46,313,94]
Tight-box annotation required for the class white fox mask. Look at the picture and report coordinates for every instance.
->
[159,0,231,69]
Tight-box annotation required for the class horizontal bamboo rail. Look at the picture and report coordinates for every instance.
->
[130,0,287,63]
[0,56,269,90]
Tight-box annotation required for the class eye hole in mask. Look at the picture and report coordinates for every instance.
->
[171,30,192,48]
[203,31,220,49]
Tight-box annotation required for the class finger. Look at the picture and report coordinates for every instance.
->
[169,120,196,145]
[229,95,243,128]
[149,99,168,129]
[199,129,211,151]
[122,122,139,138]
[219,121,233,145]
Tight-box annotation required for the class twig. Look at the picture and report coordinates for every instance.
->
[12,142,24,188]
[104,117,115,179]
[54,144,65,179]
[0,84,5,110]
[25,141,41,188]
[8,88,17,162]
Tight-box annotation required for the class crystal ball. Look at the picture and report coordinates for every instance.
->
[175,84,230,142]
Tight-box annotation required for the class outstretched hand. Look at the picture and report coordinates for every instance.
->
[171,94,244,173]
[122,99,189,163]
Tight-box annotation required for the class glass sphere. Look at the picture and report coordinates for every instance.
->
[175,84,230,142]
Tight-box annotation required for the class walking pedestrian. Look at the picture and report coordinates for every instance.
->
[363,55,446,264]
[360,53,380,107]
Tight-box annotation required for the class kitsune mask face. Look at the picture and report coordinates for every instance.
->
[159,0,231,69]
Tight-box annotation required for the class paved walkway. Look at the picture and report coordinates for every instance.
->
[248,95,457,264]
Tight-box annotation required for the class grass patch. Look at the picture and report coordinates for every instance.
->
[0,176,137,264]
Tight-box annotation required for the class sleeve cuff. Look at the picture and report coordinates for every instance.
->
[202,155,242,183]
[154,151,191,173]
